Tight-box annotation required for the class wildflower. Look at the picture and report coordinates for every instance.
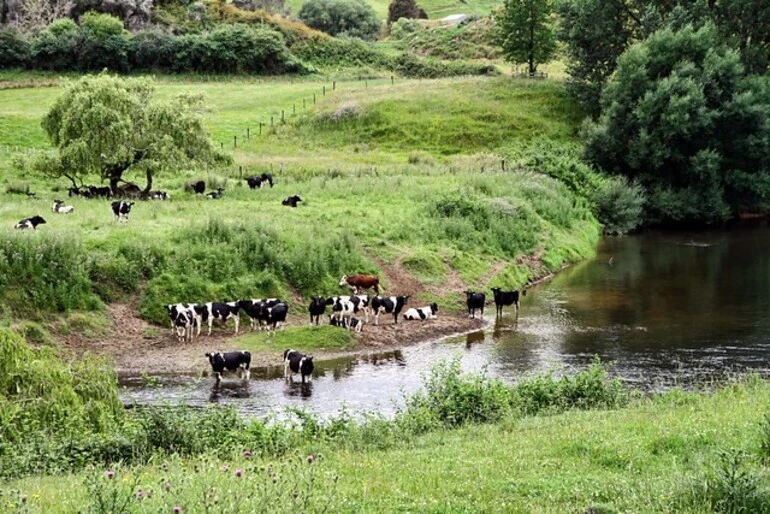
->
[307,455,315,464]
[221,464,229,472]
[20,495,27,504]
[235,469,242,478]
[173,507,181,513]
[106,471,115,479]
[135,491,143,500]
[164,481,172,492]
[243,450,252,457]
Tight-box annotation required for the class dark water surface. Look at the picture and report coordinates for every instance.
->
[119,226,770,417]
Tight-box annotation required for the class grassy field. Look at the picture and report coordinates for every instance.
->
[0,74,599,329]
[6,377,770,513]
[283,0,503,20]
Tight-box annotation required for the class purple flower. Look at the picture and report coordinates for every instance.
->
[307,455,315,464]
[135,491,143,500]
[106,471,115,479]
[173,507,181,513]
[235,469,243,478]
[243,450,252,457]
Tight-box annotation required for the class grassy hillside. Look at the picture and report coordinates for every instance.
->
[0,75,598,326]
[284,0,503,20]
[6,376,770,512]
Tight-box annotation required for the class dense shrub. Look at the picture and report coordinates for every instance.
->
[291,36,390,68]
[29,18,80,71]
[298,0,382,41]
[591,176,645,234]
[0,29,30,68]
[392,53,497,77]
[128,30,177,70]
[583,23,770,225]
[387,0,427,26]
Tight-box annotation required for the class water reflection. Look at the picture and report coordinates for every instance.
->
[120,226,770,417]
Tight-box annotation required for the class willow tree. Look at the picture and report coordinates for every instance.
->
[37,74,230,194]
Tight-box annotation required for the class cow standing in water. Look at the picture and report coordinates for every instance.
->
[339,274,381,295]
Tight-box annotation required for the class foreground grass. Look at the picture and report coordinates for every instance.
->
[8,379,769,513]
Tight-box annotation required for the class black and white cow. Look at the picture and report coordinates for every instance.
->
[191,180,206,195]
[52,200,74,214]
[347,317,364,333]
[403,303,438,321]
[465,291,485,319]
[283,349,314,383]
[238,298,282,330]
[258,302,288,331]
[166,303,202,337]
[205,351,251,382]
[260,173,274,188]
[329,315,343,327]
[174,309,195,342]
[308,296,326,325]
[330,298,356,326]
[149,190,170,200]
[326,295,370,322]
[245,176,262,189]
[371,295,410,326]
[14,215,46,230]
[111,201,134,222]
[206,188,224,200]
[491,287,526,316]
[200,302,241,335]
[282,195,302,207]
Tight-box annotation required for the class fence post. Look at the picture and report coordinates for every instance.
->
[333,81,336,91]
[501,159,505,171]
[323,86,326,96]
[239,165,243,178]
[259,122,263,135]
[220,142,223,150]
[293,104,296,115]
[233,136,237,148]
[281,110,285,123]
[303,98,306,109]
[313,93,316,104]
[365,80,368,88]
[391,75,394,85]
[271,116,274,127]
[247,127,250,140]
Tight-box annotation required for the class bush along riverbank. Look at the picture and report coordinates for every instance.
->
[4,324,770,512]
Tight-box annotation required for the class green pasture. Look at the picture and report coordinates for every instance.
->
[283,0,503,21]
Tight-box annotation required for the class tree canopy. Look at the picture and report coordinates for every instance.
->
[582,23,770,224]
[496,0,557,75]
[37,74,230,193]
[298,0,382,41]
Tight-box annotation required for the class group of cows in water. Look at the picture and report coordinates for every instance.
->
[189,274,528,383]
[11,174,306,230]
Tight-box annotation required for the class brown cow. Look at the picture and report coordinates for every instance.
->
[339,274,381,295]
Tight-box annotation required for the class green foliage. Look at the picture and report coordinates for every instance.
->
[298,0,382,41]
[0,29,30,69]
[0,235,99,316]
[583,23,770,225]
[591,176,645,234]
[39,74,229,193]
[387,0,426,25]
[80,12,125,40]
[392,52,497,77]
[496,0,557,74]
[390,17,499,60]
[29,19,80,71]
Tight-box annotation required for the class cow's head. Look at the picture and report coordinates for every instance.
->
[339,275,349,287]
[31,216,47,226]
[464,290,476,299]
[491,287,501,294]
[430,303,438,314]
[205,352,224,366]
[398,295,410,305]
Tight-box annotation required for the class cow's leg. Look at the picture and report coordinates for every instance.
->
[215,371,222,382]
[374,310,380,326]
[234,315,239,335]
[207,318,213,336]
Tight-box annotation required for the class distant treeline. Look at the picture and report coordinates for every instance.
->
[0,12,496,78]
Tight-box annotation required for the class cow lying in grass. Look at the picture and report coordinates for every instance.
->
[403,303,438,321]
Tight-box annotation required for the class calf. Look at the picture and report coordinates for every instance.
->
[347,317,364,333]
[238,298,281,330]
[166,303,202,337]
[206,188,224,200]
[174,309,195,342]
[111,201,134,222]
[259,302,288,331]
[330,298,356,326]
[14,215,46,230]
[245,176,262,189]
[308,296,326,325]
[465,291,485,319]
[200,302,241,335]
[283,349,314,383]
[52,200,74,214]
[491,287,526,316]
[371,295,410,326]
[191,180,206,195]
[205,351,251,382]
[282,195,302,207]
[403,303,438,321]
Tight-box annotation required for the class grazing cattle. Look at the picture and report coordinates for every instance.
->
[245,176,263,189]
[166,303,202,337]
[206,188,224,200]
[339,274,381,295]
[205,351,251,382]
[191,180,206,195]
[347,317,364,333]
[308,296,326,325]
[238,298,282,330]
[174,309,195,342]
[491,287,527,316]
[258,302,288,331]
[68,186,81,197]
[14,215,46,230]
[282,195,302,207]
[111,201,134,222]
[325,294,370,322]
[403,303,438,321]
[330,298,356,326]
[283,349,314,383]
[89,186,112,198]
[149,190,170,200]
[260,173,274,188]
[52,200,74,214]
[199,302,241,335]
[371,295,410,326]
[465,291,485,319]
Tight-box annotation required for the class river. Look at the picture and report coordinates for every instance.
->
[119,226,770,417]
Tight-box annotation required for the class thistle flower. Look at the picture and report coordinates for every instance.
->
[235,469,242,477]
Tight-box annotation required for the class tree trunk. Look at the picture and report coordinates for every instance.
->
[143,169,153,194]
[109,172,122,196]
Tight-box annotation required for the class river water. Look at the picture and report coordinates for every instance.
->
[119,226,770,417]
